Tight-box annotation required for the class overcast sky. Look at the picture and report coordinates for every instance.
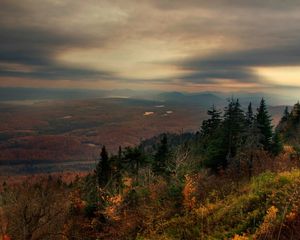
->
[1,0,300,97]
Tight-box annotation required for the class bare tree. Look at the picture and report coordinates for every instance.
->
[168,145,192,179]
[1,177,70,240]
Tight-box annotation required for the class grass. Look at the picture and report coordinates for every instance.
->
[140,170,300,240]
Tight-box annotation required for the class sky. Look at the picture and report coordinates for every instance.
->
[1,0,300,97]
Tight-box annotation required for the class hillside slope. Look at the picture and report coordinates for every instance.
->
[140,170,300,240]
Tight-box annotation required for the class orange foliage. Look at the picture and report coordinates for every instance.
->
[232,234,249,240]
[255,206,279,236]
[105,194,123,220]
[182,175,198,210]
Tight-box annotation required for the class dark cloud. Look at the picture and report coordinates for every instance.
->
[0,23,114,80]
[0,65,114,81]
[177,68,261,84]
[182,45,300,69]
[171,43,300,85]
[0,0,121,81]
[1,27,70,65]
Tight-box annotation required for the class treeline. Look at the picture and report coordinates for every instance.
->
[198,98,281,172]
[90,133,172,207]
[95,98,284,190]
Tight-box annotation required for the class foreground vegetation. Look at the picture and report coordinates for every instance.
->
[1,99,300,240]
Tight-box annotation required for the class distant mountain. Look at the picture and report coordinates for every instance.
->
[0,87,296,107]
[157,92,223,107]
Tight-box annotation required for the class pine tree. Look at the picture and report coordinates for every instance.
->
[152,134,170,176]
[202,127,227,172]
[223,98,245,164]
[246,102,254,126]
[291,102,300,122]
[256,98,273,151]
[271,131,283,156]
[115,146,123,193]
[96,146,111,189]
[200,105,222,137]
[241,120,262,179]
[241,103,263,178]
[123,146,145,185]
[202,99,245,172]
[118,146,122,160]
[276,106,290,137]
[282,106,290,122]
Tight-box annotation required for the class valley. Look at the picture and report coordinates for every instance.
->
[0,97,207,175]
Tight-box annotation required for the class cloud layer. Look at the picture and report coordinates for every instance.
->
[1,0,300,94]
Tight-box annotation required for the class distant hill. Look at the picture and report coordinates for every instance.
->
[0,87,297,107]
[157,92,223,107]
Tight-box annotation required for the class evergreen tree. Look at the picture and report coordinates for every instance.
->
[110,146,123,193]
[241,120,262,179]
[152,134,170,176]
[118,146,122,160]
[277,102,300,144]
[246,102,254,126]
[199,105,222,160]
[116,145,123,174]
[271,131,283,156]
[83,174,99,218]
[282,106,290,122]
[256,98,273,151]
[291,102,300,123]
[96,146,111,189]
[276,106,290,137]
[200,112,225,172]
[223,98,245,164]
[123,146,145,185]
[202,127,227,172]
[200,105,222,137]
[202,99,246,172]
[240,102,263,178]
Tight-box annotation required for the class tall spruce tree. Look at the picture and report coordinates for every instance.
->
[256,98,273,151]
[271,131,283,156]
[223,98,245,166]
[276,106,290,135]
[291,102,300,123]
[200,106,225,172]
[246,102,254,126]
[277,102,300,144]
[202,127,227,172]
[115,146,123,193]
[202,99,246,172]
[242,120,262,179]
[96,146,111,188]
[123,146,145,185]
[152,134,170,176]
[200,105,222,137]
[282,106,290,122]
